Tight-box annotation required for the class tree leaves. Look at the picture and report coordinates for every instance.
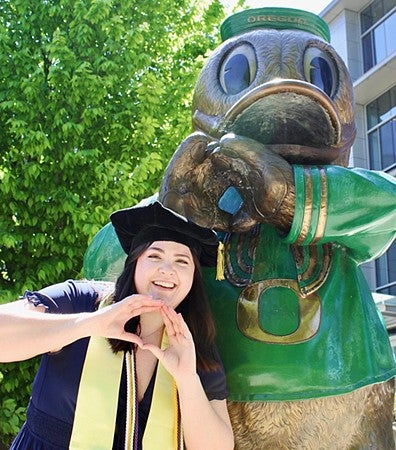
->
[0,5,229,436]
[0,0,225,295]
[0,4,226,441]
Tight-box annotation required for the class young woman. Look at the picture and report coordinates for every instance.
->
[0,201,234,450]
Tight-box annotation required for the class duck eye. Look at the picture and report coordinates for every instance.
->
[219,43,257,95]
[304,47,337,98]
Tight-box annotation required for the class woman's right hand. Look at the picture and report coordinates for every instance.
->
[0,294,163,362]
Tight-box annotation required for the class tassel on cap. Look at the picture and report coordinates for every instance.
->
[216,241,225,281]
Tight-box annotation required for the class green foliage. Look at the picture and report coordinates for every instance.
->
[0,0,225,444]
[0,359,39,445]
[0,0,225,296]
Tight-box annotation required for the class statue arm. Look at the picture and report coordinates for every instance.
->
[283,165,396,263]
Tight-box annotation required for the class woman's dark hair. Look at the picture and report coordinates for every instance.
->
[107,242,219,372]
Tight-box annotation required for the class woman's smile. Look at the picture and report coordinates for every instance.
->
[153,280,176,289]
[135,241,195,308]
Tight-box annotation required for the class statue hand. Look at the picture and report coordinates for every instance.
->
[160,132,295,233]
[214,134,295,233]
[160,132,253,231]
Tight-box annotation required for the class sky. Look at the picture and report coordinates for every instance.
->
[221,0,334,15]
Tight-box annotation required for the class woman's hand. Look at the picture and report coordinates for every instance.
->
[140,305,235,450]
[93,294,164,346]
[140,305,196,382]
[0,294,163,362]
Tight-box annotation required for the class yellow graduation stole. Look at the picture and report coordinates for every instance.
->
[70,334,183,449]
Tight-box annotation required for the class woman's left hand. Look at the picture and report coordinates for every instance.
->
[140,306,196,381]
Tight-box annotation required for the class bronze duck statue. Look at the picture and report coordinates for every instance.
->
[85,7,396,449]
[158,7,396,449]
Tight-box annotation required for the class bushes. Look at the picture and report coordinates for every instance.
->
[0,359,39,446]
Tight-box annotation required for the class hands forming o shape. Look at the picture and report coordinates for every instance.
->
[100,294,197,380]
[99,294,163,345]
[141,305,197,381]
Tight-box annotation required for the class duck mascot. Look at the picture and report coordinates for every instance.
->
[84,7,396,449]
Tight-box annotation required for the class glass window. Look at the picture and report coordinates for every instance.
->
[384,11,396,55]
[368,122,396,171]
[376,241,396,296]
[361,0,396,72]
[379,119,396,168]
[362,34,374,73]
[369,131,381,168]
[361,6,372,32]
[361,0,396,33]
[367,85,396,129]
[373,21,387,62]
[367,86,396,171]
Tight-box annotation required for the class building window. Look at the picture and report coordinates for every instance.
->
[375,241,396,295]
[361,0,396,72]
[366,85,396,170]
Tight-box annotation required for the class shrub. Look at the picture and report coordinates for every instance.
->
[0,359,39,446]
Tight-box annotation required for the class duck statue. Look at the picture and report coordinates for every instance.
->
[84,8,396,449]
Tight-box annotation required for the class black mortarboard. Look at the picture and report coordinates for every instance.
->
[110,201,219,267]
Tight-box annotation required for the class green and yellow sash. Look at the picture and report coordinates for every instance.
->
[70,334,183,449]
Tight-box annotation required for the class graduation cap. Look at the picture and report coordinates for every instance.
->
[110,201,220,269]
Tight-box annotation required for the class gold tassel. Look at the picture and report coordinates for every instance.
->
[216,241,225,281]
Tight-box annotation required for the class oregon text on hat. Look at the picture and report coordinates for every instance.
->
[220,7,331,43]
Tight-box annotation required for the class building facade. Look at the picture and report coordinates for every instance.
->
[321,0,396,297]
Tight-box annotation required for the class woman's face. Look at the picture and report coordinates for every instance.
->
[134,240,195,309]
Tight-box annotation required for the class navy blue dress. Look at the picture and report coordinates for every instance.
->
[10,280,229,449]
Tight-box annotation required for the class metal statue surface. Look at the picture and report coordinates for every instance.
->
[84,7,396,449]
